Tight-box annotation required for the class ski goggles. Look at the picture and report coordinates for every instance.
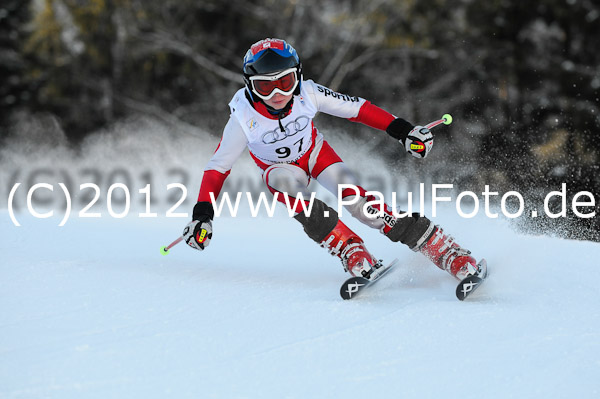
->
[249,68,299,101]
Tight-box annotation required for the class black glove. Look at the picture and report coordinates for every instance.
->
[183,202,214,251]
[385,117,415,143]
[386,118,433,158]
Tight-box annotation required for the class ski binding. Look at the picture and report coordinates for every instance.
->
[455,259,488,301]
[340,258,400,300]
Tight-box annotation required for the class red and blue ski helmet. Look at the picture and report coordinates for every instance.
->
[243,38,302,100]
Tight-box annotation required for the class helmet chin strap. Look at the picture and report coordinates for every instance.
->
[244,88,294,132]
[263,97,294,132]
[262,96,293,114]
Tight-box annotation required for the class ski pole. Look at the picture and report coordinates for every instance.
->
[425,113,453,130]
[161,236,183,255]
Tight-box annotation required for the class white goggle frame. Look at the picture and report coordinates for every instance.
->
[249,68,299,101]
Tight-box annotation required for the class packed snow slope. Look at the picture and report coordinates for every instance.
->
[2,118,599,398]
[1,208,599,399]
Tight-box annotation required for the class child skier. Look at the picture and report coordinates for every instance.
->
[183,38,484,283]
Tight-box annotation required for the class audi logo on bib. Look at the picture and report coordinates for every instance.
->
[261,116,310,144]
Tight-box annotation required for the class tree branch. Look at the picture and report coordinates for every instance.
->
[136,31,242,84]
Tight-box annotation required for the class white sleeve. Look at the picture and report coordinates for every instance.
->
[204,117,248,173]
[303,79,366,119]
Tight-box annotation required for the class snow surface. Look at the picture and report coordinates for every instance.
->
[2,208,600,399]
[2,118,600,398]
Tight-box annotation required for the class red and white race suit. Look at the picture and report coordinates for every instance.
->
[198,79,398,234]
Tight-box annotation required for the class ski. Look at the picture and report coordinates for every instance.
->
[340,258,400,300]
[455,259,488,301]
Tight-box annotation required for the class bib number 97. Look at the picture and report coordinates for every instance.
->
[275,137,304,159]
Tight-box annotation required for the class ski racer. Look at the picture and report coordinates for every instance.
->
[183,38,484,282]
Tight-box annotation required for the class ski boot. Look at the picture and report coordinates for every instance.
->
[320,219,380,278]
[417,225,486,280]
